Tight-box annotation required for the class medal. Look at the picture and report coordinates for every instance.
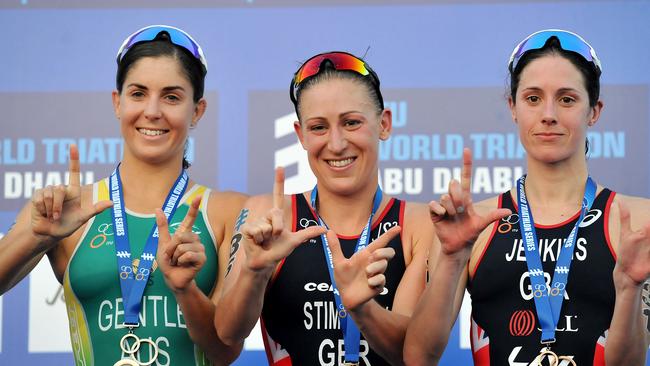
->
[113,331,160,366]
[531,347,576,366]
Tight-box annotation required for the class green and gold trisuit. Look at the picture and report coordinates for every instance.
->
[63,178,217,366]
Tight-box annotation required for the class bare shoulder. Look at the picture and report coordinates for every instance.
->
[473,195,502,215]
[468,194,505,268]
[610,193,650,230]
[401,200,434,260]
[207,190,248,215]
[613,193,650,212]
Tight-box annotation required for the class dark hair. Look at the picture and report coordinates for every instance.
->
[509,36,600,108]
[293,60,384,120]
[116,34,205,169]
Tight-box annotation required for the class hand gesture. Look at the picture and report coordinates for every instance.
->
[429,148,511,256]
[30,144,112,244]
[614,201,650,287]
[241,167,326,272]
[156,196,205,293]
[326,226,401,311]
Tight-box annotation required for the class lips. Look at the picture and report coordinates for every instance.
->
[326,157,355,168]
[137,127,169,136]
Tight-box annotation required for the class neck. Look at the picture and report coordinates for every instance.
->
[523,155,588,210]
[313,183,380,236]
[118,155,186,213]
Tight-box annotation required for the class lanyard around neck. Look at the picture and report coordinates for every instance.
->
[516,175,596,344]
[310,185,383,363]
[109,164,188,326]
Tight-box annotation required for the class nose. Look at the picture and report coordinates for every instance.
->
[327,125,348,153]
[541,101,557,125]
[144,97,162,120]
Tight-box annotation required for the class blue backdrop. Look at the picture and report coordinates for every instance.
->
[1,0,649,365]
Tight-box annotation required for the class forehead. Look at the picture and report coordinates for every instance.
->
[517,54,587,91]
[124,56,190,85]
[299,77,375,115]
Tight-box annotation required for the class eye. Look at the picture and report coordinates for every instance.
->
[164,94,181,103]
[525,95,540,104]
[130,90,145,99]
[344,119,362,128]
[559,96,576,105]
[308,123,327,134]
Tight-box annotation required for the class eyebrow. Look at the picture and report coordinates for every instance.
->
[521,86,580,94]
[126,83,186,92]
[339,111,365,118]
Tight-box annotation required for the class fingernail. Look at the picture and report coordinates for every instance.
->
[53,212,60,220]
[457,206,465,214]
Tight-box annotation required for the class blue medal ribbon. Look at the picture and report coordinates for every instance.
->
[311,186,383,364]
[516,175,596,344]
[109,164,189,326]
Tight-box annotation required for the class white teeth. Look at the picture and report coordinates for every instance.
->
[328,158,354,167]
[138,128,166,136]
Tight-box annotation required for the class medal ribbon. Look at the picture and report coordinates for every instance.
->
[109,164,188,326]
[516,175,596,344]
[311,185,383,364]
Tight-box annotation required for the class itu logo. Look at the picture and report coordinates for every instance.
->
[508,309,535,337]
[273,112,316,194]
[90,222,114,248]
[498,213,519,234]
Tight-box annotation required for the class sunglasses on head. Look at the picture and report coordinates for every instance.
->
[508,29,601,75]
[116,25,208,74]
[290,51,384,109]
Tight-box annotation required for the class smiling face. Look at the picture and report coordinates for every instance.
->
[112,56,206,167]
[294,77,391,197]
[509,54,602,165]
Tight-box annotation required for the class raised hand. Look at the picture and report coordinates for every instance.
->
[614,201,650,287]
[156,196,206,293]
[241,167,326,272]
[429,148,511,256]
[326,226,401,311]
[30,144,113,244]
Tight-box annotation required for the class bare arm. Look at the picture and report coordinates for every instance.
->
[604,198,650,365]
[0,144,110,293]
[403,149,511,366]
[0,204,53,293]
[403,243,469,366]
[215,168,326,346]
[157,192,247,365]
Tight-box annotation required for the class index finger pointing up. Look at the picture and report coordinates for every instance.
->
[273,167,285,210]
[68,144,81,187]
[461,148,473,195]
[178,196,202,233]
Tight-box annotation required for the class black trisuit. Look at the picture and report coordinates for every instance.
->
[468,189,617,365]
[261,193,406,366]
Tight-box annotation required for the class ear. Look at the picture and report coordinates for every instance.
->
[379,108,392,141]
[293,120,307,150]
[112,90,121,119]
[507,96,517,124]
[587,100,604,127]
[191,98,207,128]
